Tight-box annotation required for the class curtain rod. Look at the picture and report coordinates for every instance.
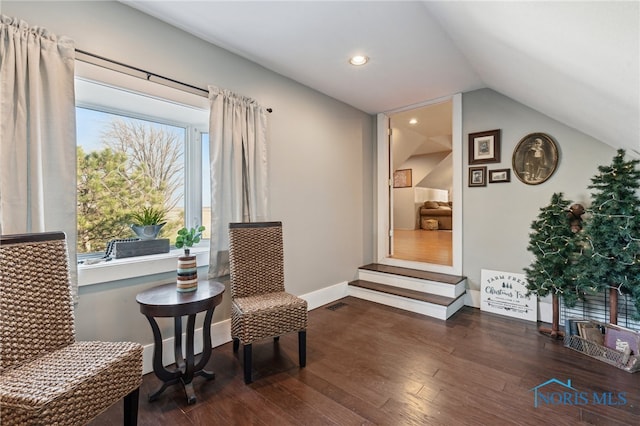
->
[75,49,273,113]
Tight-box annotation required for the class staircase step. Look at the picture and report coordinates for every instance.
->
[348,279,466,320]
[358,263,466,298]
[359,263,465,284]
[349,280,457,306]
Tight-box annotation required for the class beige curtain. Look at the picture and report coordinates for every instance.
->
[0,15,78,298]
[208,85,269,278]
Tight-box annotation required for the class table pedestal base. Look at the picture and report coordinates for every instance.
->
[148,369,215,404]
[144,307,216,404]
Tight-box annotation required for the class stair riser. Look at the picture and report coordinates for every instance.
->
[358,270,465,298]
[348,286,463,320]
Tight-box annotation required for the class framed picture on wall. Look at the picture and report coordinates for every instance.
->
[468,166,487,187]
[512,132,559,185]
[469,129,501,164]
[489,168,511,183]
[393,169,412,188]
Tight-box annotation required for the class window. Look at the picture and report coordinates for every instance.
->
[75,72,209,256]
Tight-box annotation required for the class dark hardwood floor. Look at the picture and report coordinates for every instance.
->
[91,297,639,425]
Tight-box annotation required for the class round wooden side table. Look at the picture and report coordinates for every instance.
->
[136,280,225,404]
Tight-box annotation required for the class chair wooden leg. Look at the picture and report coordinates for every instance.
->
[124,387,140,426]
[243,343,253,384]
[298,330,306,368]
[233,337,240,353]
[273,336,280,343]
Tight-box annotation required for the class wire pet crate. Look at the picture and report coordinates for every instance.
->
[560,292,640,330]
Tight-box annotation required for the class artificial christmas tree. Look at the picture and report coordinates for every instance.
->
[525,192,585,338]
[577,149,640,323]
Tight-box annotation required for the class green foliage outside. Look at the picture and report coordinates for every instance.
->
[77,119,184,254]
[575,149,640,320]
[77,146,167,253]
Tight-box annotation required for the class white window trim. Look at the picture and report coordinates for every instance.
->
[78,245,210,286]
[75,61,210,287]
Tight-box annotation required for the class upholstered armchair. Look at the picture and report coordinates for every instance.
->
[228,222,308,384]
[0,232,143,425]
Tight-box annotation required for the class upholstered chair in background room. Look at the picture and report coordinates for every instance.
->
[0,232,143,425]
[228,222,308,384]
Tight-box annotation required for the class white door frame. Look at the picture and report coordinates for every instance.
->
[375,93,463,276]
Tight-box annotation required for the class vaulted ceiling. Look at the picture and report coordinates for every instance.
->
[123,1,639,155]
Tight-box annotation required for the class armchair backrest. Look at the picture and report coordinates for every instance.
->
[228,222,285,299]
[0,232,75,371]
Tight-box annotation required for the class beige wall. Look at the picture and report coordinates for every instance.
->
[4,2,621,345]
[3,1,375,344]
[462,88,616,303]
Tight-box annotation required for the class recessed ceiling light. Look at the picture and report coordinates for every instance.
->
[349,55,369,66]
[409,118,418,125]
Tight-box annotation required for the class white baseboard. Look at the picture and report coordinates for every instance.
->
[466,289,481,308]
[538,301,552,323]
[300,281,349,310]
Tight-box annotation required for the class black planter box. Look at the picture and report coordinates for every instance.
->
[113,238,170,259]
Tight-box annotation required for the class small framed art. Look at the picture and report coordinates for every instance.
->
[468,166,487,187]
[393,169,412,188]
[469,129,501,164]
[489,168,511,183]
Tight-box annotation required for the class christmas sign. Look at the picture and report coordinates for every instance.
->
[481,269,537,322]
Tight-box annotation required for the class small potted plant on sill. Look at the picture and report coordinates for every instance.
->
[130,206,167,240]
[175,225,205,293]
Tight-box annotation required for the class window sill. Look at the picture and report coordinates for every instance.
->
[78,246,210,287]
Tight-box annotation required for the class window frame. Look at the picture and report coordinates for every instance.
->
[75,63,210,286]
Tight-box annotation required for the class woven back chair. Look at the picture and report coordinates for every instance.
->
[0,232,143,425]
[228,222,307,384]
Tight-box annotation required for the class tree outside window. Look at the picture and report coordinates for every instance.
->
[76,107,185,254]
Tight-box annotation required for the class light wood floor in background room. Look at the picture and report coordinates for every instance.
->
[89,298,639,425]
[392,229,452,265]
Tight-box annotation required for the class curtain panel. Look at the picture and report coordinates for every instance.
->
[208,86,269,278]
[0,15,78,298]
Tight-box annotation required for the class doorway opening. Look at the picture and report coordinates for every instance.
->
[389,100,453,266]
[376,94,462,276]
